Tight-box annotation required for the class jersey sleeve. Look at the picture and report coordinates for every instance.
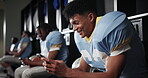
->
[93,11,134,56]
[107,27,132,56]
[21,37,30,48]
[46,32,63,52]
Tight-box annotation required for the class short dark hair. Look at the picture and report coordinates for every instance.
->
[37,22,51,32]
[62,0,97,20]
[23,31,31,36]
[11,37,18,43]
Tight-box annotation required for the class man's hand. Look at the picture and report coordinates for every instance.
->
[22,58,32,65]
[10,51,19,57]
[42,57,69,77]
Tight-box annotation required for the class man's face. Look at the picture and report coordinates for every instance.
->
[36,28,48,41]
[11,38,15,44]
[70,13,94,38]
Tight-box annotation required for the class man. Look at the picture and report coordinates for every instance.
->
[15,23,68,78]
[42,0,148,78]
[5,37,19,55]
[0,37,18,77]
[0,31,32,77]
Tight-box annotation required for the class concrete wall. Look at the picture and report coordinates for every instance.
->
[0,1,5,57]
[0,0,31,57]
[104,0,114,13]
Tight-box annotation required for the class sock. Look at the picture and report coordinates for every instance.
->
[6,66,14,77]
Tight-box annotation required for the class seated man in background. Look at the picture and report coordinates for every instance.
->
[0,31,32,77]
[0,37,18,77]
[15,23,68,78]
[5,37,19,55]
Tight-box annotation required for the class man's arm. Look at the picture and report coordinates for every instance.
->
[48,50,59,60]
[65,53,126,78]
[23,48,60,67]
[73,56,91,72]
[42,53,126,78]
[13,42,29,57]
[22,58,43,66]
[41,56,91,77]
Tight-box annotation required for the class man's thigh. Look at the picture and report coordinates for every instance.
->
[23,66,50,78]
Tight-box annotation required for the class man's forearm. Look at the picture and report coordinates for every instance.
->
[23,59,43,66]
[65,69,112,78]
[65,68,92,78]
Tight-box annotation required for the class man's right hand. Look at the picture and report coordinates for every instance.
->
[41,57,69,77]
